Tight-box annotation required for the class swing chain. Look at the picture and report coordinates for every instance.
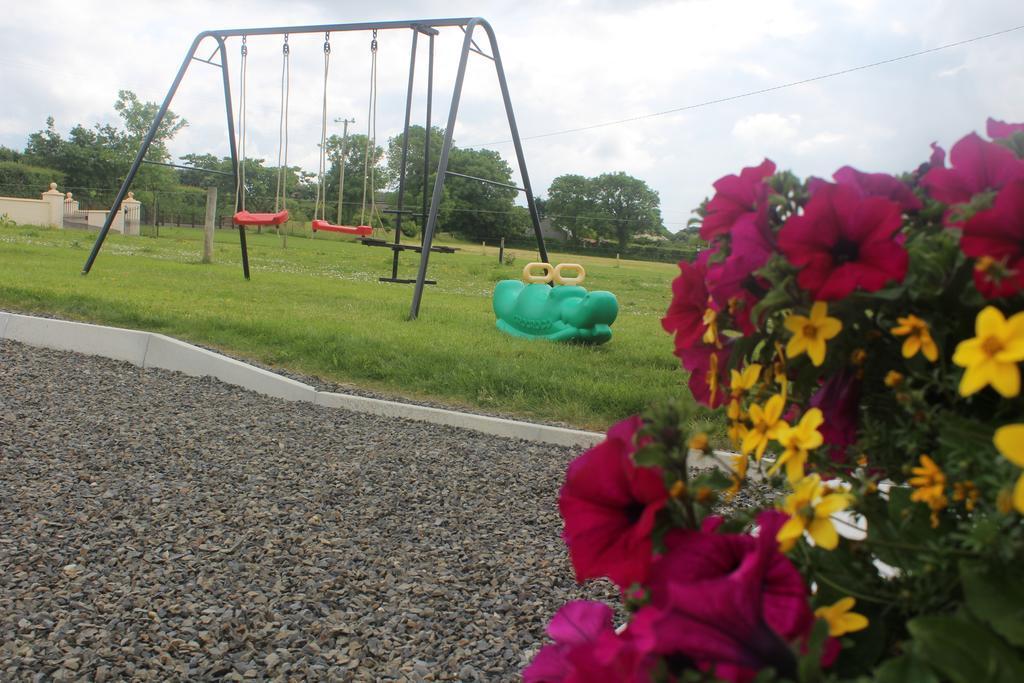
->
[371,29,378,53]
[323,32,331,54]
[241,34,247,57]
[283,33,290,55]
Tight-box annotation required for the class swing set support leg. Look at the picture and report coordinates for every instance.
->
[81,34,207,275]
[216,36,251,280]
[409,18,547,319]
[392,28,419,282]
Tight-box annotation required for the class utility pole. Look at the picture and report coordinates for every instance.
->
[334,117,355,224]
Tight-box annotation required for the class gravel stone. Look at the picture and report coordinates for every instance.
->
[0,339,617,681]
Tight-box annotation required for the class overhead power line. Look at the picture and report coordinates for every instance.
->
[467,23,1024,147]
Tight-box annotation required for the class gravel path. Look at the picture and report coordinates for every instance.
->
[0,340,615,681]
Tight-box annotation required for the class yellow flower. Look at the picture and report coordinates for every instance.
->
[952,306,1024,397]
[726,453,748,498]
[707,352,722,405]
[784,302,843,367]
[777,474,853,552]
[728,419,748,449]
[728,364,761,423]
[702,307,720,346]
[730,364,762,398]
[883,370,904,388]
[815,597,869,637]
[669,480,687,498]
[850,348,868,366]
[909,454,947,527]
[769,408,825,483]
[994,424,1024,514]
[741,394,788,461]
[689,432,709,451]
[952,481,980,512]
[891,314,939,362]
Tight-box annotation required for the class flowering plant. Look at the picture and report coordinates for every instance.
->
[526,118,1024,682]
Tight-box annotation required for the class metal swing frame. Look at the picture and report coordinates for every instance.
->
[80,17,549,320]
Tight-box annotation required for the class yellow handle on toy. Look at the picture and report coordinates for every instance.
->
[523,262,554,284]
[554,263,586,285]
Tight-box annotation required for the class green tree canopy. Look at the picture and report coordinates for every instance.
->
[385,125,445,203]
[544,174,599,243]
[21,90,187,198]
[543,171,665,250]
[442,147,520,240]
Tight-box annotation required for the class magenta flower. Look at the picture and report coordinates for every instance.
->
[921,132,1024,205]
[705,209,773,308]
[832,165,922,212]
[524,601,650,683]
[680,343,731,409]
[987,117,1024,140]
[960,179,1024,298]
[559,416,668,590]
[629,511,816,681]
[809,368,862,465]
[929,142,946,168]
[701,159,776,241]
[778,183,907,300]
[662,253,710,354]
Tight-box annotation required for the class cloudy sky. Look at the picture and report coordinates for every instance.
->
[2,0,1022,231]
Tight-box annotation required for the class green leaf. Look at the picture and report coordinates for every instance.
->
[633,444,668,468]
[797,619,829,682]
[908,614,1024,683]
[961,561,1024,647]
[872,655,940,683]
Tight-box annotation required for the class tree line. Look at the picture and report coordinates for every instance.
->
[2,90,679,248]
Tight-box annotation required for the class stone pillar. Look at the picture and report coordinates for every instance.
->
[202,186,217,263]
[120,191,141,236]
[41,182,63,228]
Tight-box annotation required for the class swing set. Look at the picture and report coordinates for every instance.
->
[81,18,549,320]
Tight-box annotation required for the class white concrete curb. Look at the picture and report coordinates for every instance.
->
[0,313,604,448]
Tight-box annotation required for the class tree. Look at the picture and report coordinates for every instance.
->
[544,174,599,243]
[443,147,520,240]
[114,89,187,162]
[590,172,663,251]
[321,133,388,225]
[21,91,187,200]
[385,125,445,202]
[543,172,664,249]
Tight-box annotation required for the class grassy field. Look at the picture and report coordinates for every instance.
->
[0,223,711,432]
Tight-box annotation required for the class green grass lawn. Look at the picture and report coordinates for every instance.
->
[0,223,710,432]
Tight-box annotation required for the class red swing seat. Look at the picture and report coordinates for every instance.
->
[233,209,290,227]
[311,219,373,236]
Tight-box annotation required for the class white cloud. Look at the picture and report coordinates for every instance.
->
[795,131,847,155]
[732,113,802,145]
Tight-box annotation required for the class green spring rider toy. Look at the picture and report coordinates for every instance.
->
[492,262,619,344]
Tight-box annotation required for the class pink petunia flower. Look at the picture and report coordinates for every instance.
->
[960,179,1024,298]
[679,343,732,409]
[809,368,862,465]
[705,209,774,309]
[629,511,820,682]
[778,183,907,301]
[921,132,1024,206]
[701,159,776,241]
[558,416,669,590]
[832,166,922,212]
[662,252,711,354]
[523,601,650,683]
[987,117,1024,140]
